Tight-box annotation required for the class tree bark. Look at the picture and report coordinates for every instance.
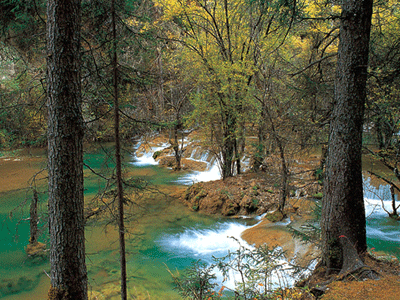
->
[111,0,127,298]
[320,0,373,274]
[221,110,236,179]
[46,0,87,298]
[172,119,182,171]
[29,189,39,245]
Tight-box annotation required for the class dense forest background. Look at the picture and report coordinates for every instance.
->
[1,0,399,155]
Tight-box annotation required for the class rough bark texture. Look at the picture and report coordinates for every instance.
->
[321,0,373,273]
[46,0,87,298]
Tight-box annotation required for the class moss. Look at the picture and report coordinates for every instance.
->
[312,192,323,199]
[220,189,232,199]
[266,210,285,222]
[152,150,162,160]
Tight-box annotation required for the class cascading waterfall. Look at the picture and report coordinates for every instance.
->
[363,176,400,257]
[132,142,170,166]
[363,176,398,216]
[158,222,248,259]
[156,220,306,292]
[133,141,223,183]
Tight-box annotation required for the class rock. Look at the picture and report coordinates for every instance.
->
[158,156,176,168]
[266,210,285,222]
[241,218,320,268]
[181,158,208,171]
[221,199,240,216]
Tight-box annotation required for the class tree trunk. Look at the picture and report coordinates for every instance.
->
[111,0,127,298]
[278,144,289,214]
[221,111,236,179]
[29,189,39,245]
[46,0,87,298]
[320,0,373,274]
[173,116,182,171]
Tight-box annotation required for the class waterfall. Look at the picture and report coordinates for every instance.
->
[363,176,398,217]
[157,219,314,292]
[363,176,400,257]
[177,163,222,185]
[158,221,248,259]
[131,142,169,166]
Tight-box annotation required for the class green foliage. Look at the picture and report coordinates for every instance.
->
[152,151,162,160]
[312,192,323,199]
[288,201,321,246]
[251,198,259,208]
[314,168,324,184]
[0,51,47,149]
[170,260,218,300]
[170,238,300,299]
[220,189,232,199]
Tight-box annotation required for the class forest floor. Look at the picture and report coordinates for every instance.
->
[314,255,400,300]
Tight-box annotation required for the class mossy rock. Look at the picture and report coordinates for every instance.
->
[266,210,285,222]
[312,192,323,199]
[152,150,162,160]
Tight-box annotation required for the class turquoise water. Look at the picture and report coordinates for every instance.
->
[0,145,245,299]
[364,177,400,258]
[1,146,400,299]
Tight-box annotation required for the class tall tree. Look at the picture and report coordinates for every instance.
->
[155,0,296,179]
[111,0,128,298]
[320,0,373,274]
[46,0,88,298]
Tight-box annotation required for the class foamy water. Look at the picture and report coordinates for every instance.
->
[157,220,309,292]
[363,177,399,217]
[158,221,249,259]
[363,177,400,251]
[131,143,169,166]
[131,141,223,183]
[176,163,222,185]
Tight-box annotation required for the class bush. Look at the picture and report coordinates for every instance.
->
[169,238,301,299]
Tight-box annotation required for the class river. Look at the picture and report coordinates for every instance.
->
[0,144,253,299]
[0,143,399,299]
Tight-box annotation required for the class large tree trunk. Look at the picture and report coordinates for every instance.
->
[320,0,373,274]
[46,0,87,298]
